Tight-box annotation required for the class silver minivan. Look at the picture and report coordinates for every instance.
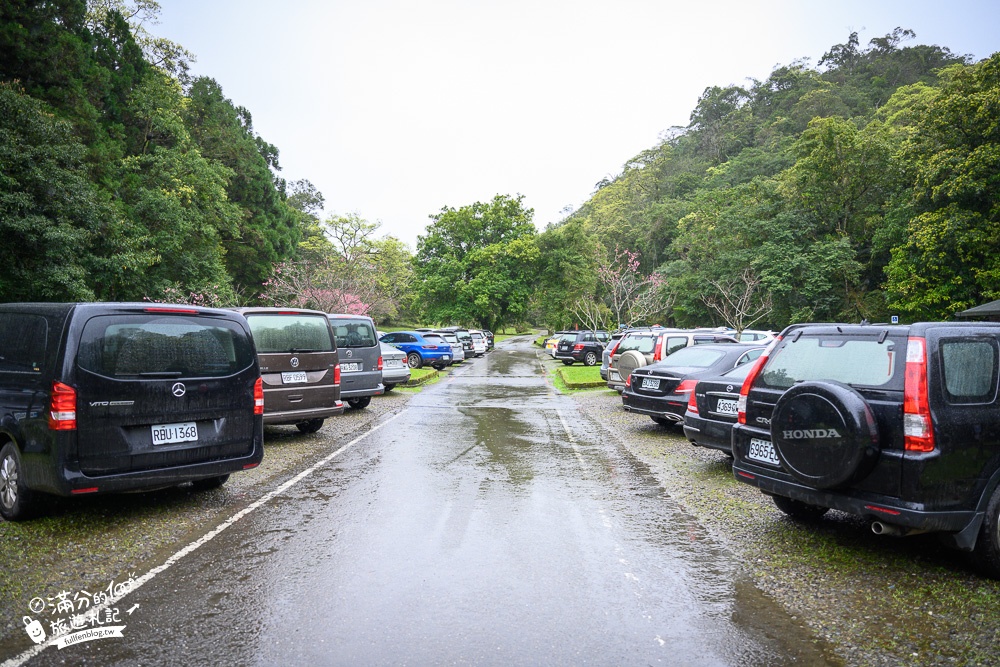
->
[327,313,384,409]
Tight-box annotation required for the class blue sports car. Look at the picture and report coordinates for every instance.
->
[379,331,454,370]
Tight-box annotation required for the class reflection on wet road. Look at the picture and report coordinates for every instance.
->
[25,338,838,666]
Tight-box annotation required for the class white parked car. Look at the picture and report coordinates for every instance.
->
[379,341,411,391]
[434,330,466,364]
[468,329,488,357]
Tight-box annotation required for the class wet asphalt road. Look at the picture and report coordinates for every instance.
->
[20,337,836,666]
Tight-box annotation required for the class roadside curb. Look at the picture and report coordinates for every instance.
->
[403,369,439,386]
[555,366,606,389]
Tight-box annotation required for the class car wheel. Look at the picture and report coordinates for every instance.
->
[0,442,39,521]
[347,396,371,410]
[562,359,574,366]
[407,352,423,369]
[191,474,229,491]
[383,383,395,392]
[771,381,880,489]
[771,494,829,521]
[973,484,1000,578]
[295,418,324,434]
[584,351,598,366]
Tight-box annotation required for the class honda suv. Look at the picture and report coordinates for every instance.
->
[0,303,264,520]
[732,321,1000,577]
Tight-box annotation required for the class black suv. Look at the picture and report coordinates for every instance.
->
[0,303,264,520]
[555,330,609,366]
[732,322,1000,576]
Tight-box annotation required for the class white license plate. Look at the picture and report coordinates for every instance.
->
[281,371,308,384]
[385,359,403,368]
[641,377,660,390]
[341,362,361,372]
[715,398,738,415]
[747,437,780,466]
[610,371,621,382]
[151,422,198,446]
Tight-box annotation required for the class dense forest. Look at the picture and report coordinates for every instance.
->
[2,2,999,332]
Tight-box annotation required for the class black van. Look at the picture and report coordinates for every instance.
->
[0,303,264,520]
[233,307,344,433]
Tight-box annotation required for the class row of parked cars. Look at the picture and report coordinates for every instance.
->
[559,320,1000,577]
[0,302,490,521]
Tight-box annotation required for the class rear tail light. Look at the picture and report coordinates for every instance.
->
[378,356,384,371]
[573,343,585,351]
[653,339,663,362]
[253,377,264,415]
[625,373,632,388]
[686,384,699,414]
[48,381,77,430]
[334,364,341,386]
[143,306,199,314]
[672,379,697,397]
[609,341,621,357]
[737,336,781,424]
[904,336,935,452]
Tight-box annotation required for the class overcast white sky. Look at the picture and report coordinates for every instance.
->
[155,0,999,250]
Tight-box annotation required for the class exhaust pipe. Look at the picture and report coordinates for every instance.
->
[871,521,929,537]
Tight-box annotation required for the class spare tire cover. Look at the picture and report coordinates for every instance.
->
[617,350,647,383]
[771,381,880,489]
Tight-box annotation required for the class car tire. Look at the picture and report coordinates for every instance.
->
[407,352,423,369]
[383,383,396,392]
[584,351,598,366]
[772,494,829,520]
[973,484,1000,578]
[0,442,39,521]
[347,396,371,410]
[770,380,880,489]
[295,418,324,434]
[562,359,574,366]
[616,350,647,384]
[191,474,229,491]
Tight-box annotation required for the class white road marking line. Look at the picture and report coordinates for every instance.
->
[2,409,407,667]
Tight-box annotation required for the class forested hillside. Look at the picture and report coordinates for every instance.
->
[535,30,1000,331]
[2,3,998,332]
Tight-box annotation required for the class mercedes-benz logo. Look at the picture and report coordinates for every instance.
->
[345,349,353,358]
[172,382,186,397]
[290,357,300,368]
[726,385,734,392]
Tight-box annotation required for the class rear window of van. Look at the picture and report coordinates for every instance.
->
[245,313,334,353]
[78,316,255,378]
[329,318,377,348]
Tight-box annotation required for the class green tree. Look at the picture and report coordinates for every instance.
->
[185,77,299,296]
[416,194,538,330]
[0,83,102,300]
[886,55,1000,318]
